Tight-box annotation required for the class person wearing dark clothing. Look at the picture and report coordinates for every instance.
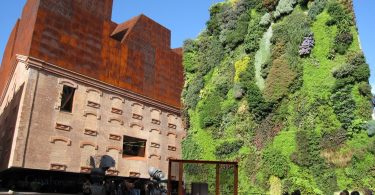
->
[82,179,92,195]
[340,190,350,195]
[351,191,361,195]
[291,189,301,195]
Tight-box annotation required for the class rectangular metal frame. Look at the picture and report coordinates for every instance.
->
[167,159,238,195]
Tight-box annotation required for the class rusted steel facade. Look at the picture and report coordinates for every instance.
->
[0,1,184,192]
[0,0,183,109]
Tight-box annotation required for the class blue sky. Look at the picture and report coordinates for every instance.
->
[0,0,373,92]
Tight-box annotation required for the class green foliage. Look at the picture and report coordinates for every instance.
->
[206,3,224,36]
[244,13,267,54]
[259,12,272,26]
[182,0,373,193]
[348,119,367,138]
[327,1,352,26]
[261,58,272,79]
[197,36,224,75]
[297,0,309,8]
[292,130,339,194]
[198,93,223,128]
[334,31,353,54]
[272,10,311,71]
[183,75,204,110]
[331,85,356,129]
[292,130,321,167]
[308,0,327,20]
[269,176,282,195]
[262,147,290,178]
[273,0,297,19]
[321,128,346,150]
[234,56,251,83]
[366,121,375,137]
[264,57,297,101]
[247,83,273,122]
[224,11,251,50]
[326,1,354,55]
[215,140,244,157]
[345,152,375,189]
[263,0,279,11]
[255,26,272,90]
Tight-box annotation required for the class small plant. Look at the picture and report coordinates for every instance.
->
[366,120,375,137]
[260,13,272,26]
[308,0,327,20]
[215,140,244,157]
[299,33,315,56]
[273,0,297,19]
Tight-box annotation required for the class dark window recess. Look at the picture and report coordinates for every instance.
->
[60,85,75,112]
[111,29,128,42]
[123,136,146,157]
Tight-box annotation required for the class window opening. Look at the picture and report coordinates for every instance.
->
[60,85,75,112]
[123,136,146,157]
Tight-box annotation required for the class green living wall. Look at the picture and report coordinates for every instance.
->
[181,0,375,194]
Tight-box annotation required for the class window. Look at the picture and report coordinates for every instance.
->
[60,85,75,112]
[123,136,146,157]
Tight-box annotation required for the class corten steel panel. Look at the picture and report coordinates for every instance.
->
[0,0,183,108]
[0,0,39,104]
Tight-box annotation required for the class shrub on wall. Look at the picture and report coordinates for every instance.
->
[271,11,310,69]
[333,31,353,55]
[273,0,297,19]
[262,147,290,178]
[215,140,244,157]
[292,130,322,167]
[224,12,251,50]
[263,57,297,102]
[299,33,315,56]
[263,0,279,11]
[247,83,273,122]
[366,121,375,137]
[259,13,272,27]
[358,82,372,98]
[331,85,356,129]
[308,0,327,20]
[327,1,353,55]
[198,93,223,128]
[245,15,267,54]
[183,75,204,110]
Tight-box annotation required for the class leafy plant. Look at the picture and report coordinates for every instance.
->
[299,33,315,56]
[331,85,356,129]
[308,0,327,20]
[263,0,279,11]
[259,12,272,26]
[273,0,297,19]
[262,147,290,178]
[215,140,244,157]
[366,120,375,137]
[263,57,297,102]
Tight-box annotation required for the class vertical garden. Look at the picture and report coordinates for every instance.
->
[181,0,374,194]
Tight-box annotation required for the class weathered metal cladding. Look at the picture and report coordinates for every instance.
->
[0,0,183,108]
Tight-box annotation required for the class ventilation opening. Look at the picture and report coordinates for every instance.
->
[123,136,146,157]
[60,85,75,112]
[111,29,128,42]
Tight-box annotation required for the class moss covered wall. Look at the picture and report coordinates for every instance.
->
[182,0,374,194]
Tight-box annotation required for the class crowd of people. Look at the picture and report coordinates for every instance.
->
[282,189,374,195]
[340,189,374,195]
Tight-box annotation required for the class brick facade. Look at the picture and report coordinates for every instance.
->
[0,0,184,180]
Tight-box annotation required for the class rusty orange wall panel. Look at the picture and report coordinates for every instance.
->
[0,0,39,103]
[0,21,19,102]
[15,0,183,108]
